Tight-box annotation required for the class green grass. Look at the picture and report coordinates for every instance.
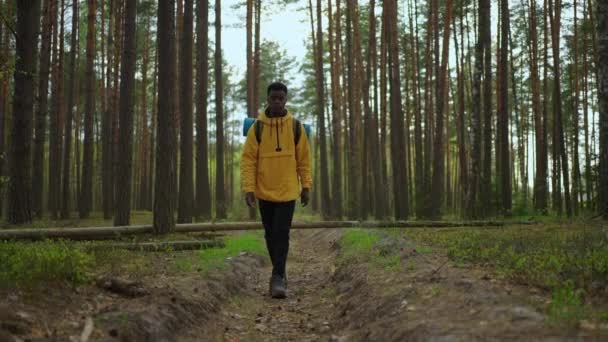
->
[401,225,608,291]
[338,229,401,270]
[548,280,585,325]
[402,224,608,324]
[195,233,265,273]
[0,233,265,287]
[0,240,93,287]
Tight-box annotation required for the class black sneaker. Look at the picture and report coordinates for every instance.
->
[269,274,287,299]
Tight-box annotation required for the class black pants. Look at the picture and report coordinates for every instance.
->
[259,199,295,278]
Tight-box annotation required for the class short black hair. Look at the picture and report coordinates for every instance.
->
[267,82,288,96]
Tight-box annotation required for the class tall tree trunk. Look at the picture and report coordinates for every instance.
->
[178,0,194,223]
[111,0,123,217]
[467,0,485,218]
[0,0,7,212]
[481,0,493,215]
[172,0,182,212]
[409,0,424,219]
[581,0,591,208]
[598,0,608,218]
[61,0,78,219]
[195,0,211,219]
[154,0,176,234]
[549,0,572,216]
[386,0,409,219]
[498,0,512,214]
[102,0,115,219]
[245,0,255,219]
[246,0,253,118]
[430,0,454,218]
[114,0,137,226]
[48,0,65,219]
[138,22,150,211]
[529,0,547,212]
[421,0,435,217]
[8,0,41,224]
[454,9,468,217]
[345,0,360,219]
[253,0,261,115]
[369,0,385,220]
[329,0,344,219]
[572,0,581,214]
[32,0,52,219]
[215,0,226,219]
[314,0,330,219]
[79,0,96,219]
[350,0,369,219]
[149,47,158,211]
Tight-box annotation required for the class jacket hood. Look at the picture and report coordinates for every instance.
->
[257,109,293,123]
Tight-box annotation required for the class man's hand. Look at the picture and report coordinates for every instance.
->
[301,188,310,207]
[245,192,256,208]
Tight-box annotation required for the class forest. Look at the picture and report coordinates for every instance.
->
[0,0,606,227]
[0,0,607,340]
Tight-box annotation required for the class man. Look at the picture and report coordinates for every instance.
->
[240,82,312,299]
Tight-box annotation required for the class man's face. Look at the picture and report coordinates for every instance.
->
[267,89,287,115]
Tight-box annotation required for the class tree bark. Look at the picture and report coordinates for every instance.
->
[315,0,331,219]
[369,0,386,220]
[0,0,7,212]
[79,0,96,219]
[498,0,512,214]
[549,0,572,216]
[137,21,150,211]
[253,0,261,115]
[430,0,454,218]
[215,0,226,219]
[8,0,41,224]
[386,0,409,219]
[571,0,581,214]
[195,0,211,219]
[48,0,65,219]
[245,0,255,219]
[328,0,343,219]
[102,0,115,219]
[178,0,194,223]
[154,0,177,234]
[481,0,493,215]
[32,0,52,219]
[61,0,78,219]
[113,0,137,226]
[598,0,608,218]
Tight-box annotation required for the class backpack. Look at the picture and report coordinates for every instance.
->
[254,118,303,146]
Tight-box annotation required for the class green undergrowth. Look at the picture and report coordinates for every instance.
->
[196,233,265,272]
[401,224,608,324]
[0,240,93,287]
[0,232,265,288]
[337,229,401,270]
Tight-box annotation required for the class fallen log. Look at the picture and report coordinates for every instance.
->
[0,220,538,241]
[85,240,225,252]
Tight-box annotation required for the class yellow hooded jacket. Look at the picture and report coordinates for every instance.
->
[240,111,312,202]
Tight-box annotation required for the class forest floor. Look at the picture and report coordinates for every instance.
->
[1,216,608,341]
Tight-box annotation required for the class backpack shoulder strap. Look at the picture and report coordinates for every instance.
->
[255,120,262,144]
[293,118,302,146]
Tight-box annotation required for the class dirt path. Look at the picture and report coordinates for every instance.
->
[2,228,606,341]
[187,229,604,342]
[185,229,342,342]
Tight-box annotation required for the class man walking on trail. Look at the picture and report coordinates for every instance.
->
[240,82,312,299]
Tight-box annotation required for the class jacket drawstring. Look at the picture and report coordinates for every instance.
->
[275,118,282,152]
